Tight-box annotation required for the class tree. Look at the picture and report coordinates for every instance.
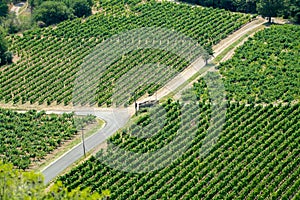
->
[29,0,45,12]
[31,0,93,26]
[0,0,9,18]
[0,161,110,199]
[232,0,257,13]
[3,51,12,63]
[257,0,284,23]
[283,0,300,23]
[202,51,211,65]
[33,1,73,26]
[2,13,20,34]
[0,26,8,65]
[86,0,93,6]
[71,0,92,18]
[0,161,45,199]
[220,0,234,10]
[0,26,13,65]
[29,0,37,12]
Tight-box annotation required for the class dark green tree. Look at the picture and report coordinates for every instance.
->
[3,51,12,63]
[232,0,257,13]
[33,1,73,25]
[0,26,8,65]
[29,0,45,12]
[0,1,8,18]
[257,0,285,23]
[71,0,92,18]
[284,0,300,23]
[86,0,93,6]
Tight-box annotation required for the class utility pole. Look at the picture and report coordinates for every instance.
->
[131,90,138,116]
[81,127,86,157]
[134,90,137,116]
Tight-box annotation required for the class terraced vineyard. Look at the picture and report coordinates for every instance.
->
[0,109,95,169]
[0,1,252,106]
[218,25,300,103]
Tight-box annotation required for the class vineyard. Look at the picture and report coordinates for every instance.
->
[55,19,300,199]
[0,109,95,169]
[218,25,300,104]
[0,0,299,199]
[0,1,252,106]
[59,91,300,199]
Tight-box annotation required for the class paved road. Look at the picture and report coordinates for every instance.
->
[42,108,132,184]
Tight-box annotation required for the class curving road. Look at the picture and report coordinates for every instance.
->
[42,108,132,184]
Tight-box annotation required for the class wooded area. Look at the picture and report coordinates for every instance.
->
[180,0,300,23]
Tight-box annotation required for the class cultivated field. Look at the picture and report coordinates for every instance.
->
[0,0,299,199]
[0,108,95,169]
[0,1,251,106]
[59,99,300,199]
[218,25,300,103]
[56,20,300,200]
